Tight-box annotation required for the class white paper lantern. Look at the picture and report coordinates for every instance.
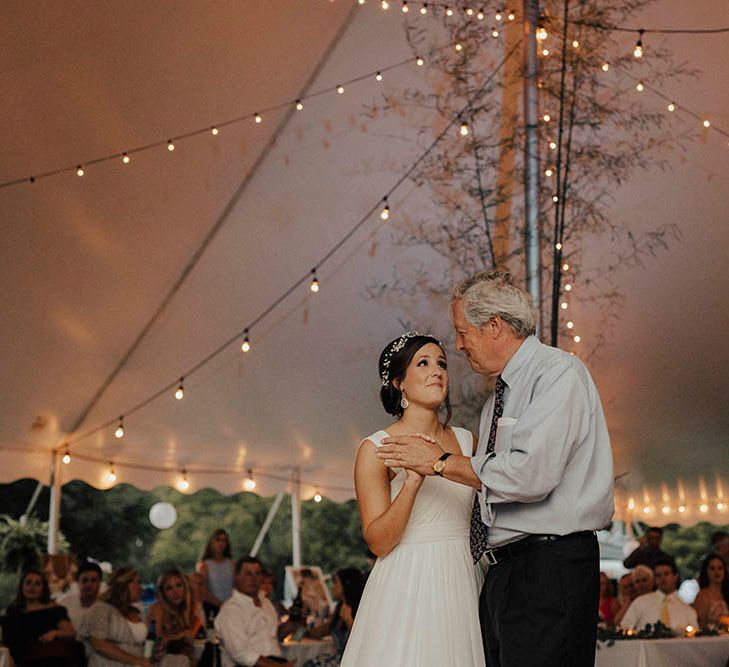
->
[148,502,177,530]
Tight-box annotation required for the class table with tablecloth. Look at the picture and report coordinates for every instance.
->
[595,635,729,667]
[0,646,10,667]
[281,636,335,666]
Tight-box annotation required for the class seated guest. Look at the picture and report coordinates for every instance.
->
[57,561,103,632]
[260,569,287,617]
[711,531,729,567]
[196,529,234,619]
[3,569,84,667]
[81,566,152,667]
[147,569,204,664]
[612,573,637,627]
[621,559,697,632]
[304,568,365,666]
[631,564,655,597]
[693,553,729,627]
[598,572,619,626]
[623,527,672,569]
[215,556,300,667]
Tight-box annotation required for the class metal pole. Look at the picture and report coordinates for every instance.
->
[47,452,62,554]
[523,0,542,333]
[250,491,285,557]
[290,468,302,567]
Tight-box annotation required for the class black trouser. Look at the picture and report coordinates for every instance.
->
[479,531,599,667]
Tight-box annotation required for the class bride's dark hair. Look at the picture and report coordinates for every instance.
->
[378,334,452,423]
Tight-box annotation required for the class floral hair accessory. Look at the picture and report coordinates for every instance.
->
[380,330,441,386]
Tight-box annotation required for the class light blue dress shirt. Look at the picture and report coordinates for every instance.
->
[470,335,615,547]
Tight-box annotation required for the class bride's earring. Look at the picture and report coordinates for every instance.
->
[400,392,409,410]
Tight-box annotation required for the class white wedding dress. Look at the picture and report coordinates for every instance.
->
[341,426,485,666]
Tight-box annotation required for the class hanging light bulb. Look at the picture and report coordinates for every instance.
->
[566,321,574,329]
[375,71,383,82]
[241,329,251,352]
[62,450,71,465]
[564,283,572,292]
[699,503,709,513]
[492,28,500,38]
[167,140,175,151]
[465,8,474,17]
[459,119,469,136]
[122,152,131,163]
[633,31,644,58]
[416,56,424,66]
[175,378,184,400]
[380,198,390,220]
[562,262,570,271]
[295,100,304,111]
[314,491,323,503]
[358,0,365,4]
[310,269,320,293]
[561,302,568,310]
[536,24,548,41]
[572,40,579,48]
[549,140,557,150]
[337,85,345,94]
[543,113,551,122]
[254,113,262,124]
[380,0,389,9]
[477,10,485,20]
[494,11,502,21]
[601,62,610,72]
[420,3,428,15]
[455,43,463,52]
[243,469,257,491]
[541,48,549,56]
[678,504,686,513]
[717,502,725,511]
[115,417,124,439]
[545,167,554,177]
[555,242,562,250]
[401,0,408,11]
[211,126,219,136]
[178,470,190,491]
[661,505,671,515]
[445,6,454,17]
[573,335,581,343]
[703,119,711,128]
[108,463,117,483]
[507,10,515,20]
[636,81,644,92]
[76,165,84,177]
[552,194,559,203]
[667,102,676,112]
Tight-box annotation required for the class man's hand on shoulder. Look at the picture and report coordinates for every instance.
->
[376,433,443,476]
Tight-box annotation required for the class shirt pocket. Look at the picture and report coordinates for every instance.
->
[494,417,517,451]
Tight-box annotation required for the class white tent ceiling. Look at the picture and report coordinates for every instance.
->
[1,1,728,523]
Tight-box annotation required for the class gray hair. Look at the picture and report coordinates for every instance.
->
[452,270,537,338]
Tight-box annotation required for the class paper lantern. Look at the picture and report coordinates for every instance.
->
[148,502,177,530]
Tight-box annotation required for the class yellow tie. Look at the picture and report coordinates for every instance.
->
[659,596,671,627]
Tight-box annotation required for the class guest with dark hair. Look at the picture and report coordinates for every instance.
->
[196,529,234,618]
[146,569,204,665]
[712,531,729,566]
[3,569,84,666]
[623,527,671,569]
[214,557,300,667]
[598,572,619,626]
[692,553,729,626]
[58,561,103,634]
[621,559,697,632]
[260,569,286,616]
[81,566,152,667]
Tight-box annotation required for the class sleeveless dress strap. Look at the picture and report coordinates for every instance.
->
[451,426,474,457]
[360,430,389,448]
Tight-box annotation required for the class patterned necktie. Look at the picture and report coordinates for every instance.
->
[659,595,671,627]
[470,376,506,563]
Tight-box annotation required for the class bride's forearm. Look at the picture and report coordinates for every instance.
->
[363,477,421,556]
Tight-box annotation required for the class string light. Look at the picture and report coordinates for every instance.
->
[459,119,469,136]
[310,269,320,293]
[545,167,554,177]
[254,113,262,124]
[313,490,323,503]
[633,30,644,58]
[543,113,551,122]
[380,198,390,220]
[243,469,257,491]
[375,71,383,82]
[561,302,568,310]
[661,505,671,515]
[465,8,474,17]
[295,100,303,111]
[601,62,610,72]
[667,102,676,112]
[536,24,548,40]
[401,0,409,11]
[507,10,515,20]
[241,329,251,353]
[555,242,562,250]
[477,11,484,20]
[114,417,124,439]
[494,11,502,21]
[636,81,644,92]
[174,378,184,400]
[419,3,428,15]
[703,119,711,128]
[337,85,345,94]
[380,0,389,9]
[446,6,454,16]
[566,321,574,329]
[76,166,84,177]
[210,127,219,136]
[122,152,130,163]
[549,140,557,150]
[564,283,572,291]
[416,56,425,66]
[107,463,117,483]
[572,40,579,48]
[562,263,570,271]
[62,450,71,465]
[455,43,463,52]
[492,28,500,38]
[552,194,559,203]
[541,48,549,56]
[678,504,686,513]
[700,503,709,513]
[718,502,726,510]
[177,470,190,491]
[358,0,365,4]
[167,140,175,151]
[573,335,581,343]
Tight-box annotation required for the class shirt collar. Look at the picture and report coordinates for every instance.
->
[500,335,540,388]
[232,589,262,606]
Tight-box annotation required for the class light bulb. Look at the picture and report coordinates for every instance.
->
[678,505,686,513]
[296,100,303,111]
[661,505,670,515]
[549,140,557,150]
[455,43,463,52]
[667,102,676,112]
[552,195,559,203]
[115,418,124,439]
[494,12,502,21]
[420,4,427,15]
[380,0,389,8]
[627,498,636,510]
[459,121,469,136]
[562,262,569,271]
[310,271,319,293]
[536,25,547,41]
[241,331,251,352]
[358,0,365,4]
[76,166,84,177]
[167,140,175,151]
[175,380,184,400]
[446,6,454,16]
[211,126,219,136]
[633,41,643,59]
[717,502,725,510]
[703,119,710,128]
[254,113,262,124]
[337,85,344,94]
[108,466,117,483]
[543,113,551,122]
[642,506,650,514]
[601,62,609,72]
[416,56,424,66]
[243,470,257,491]
[492,28,500,38]
[466,8,474,16]
[477,11,484,20]
[566,321,574,329]
[62,451,71,464]
[572,40,579,48]
[700,503,709,513]
[122,153,130,163]
[561,302,568,310]
[178,472,190,491]
[375,71,383,82]
[555,242,562,250]
[507,10,515,21]
[401,1,408,11]
[380,199,390,220]
[636,81,644,92]
[545,167,553,177]
[542,48,549,56]
[314,492,323,503]
[564,284,572,291]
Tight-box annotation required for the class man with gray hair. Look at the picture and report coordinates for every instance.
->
[378,270,614,666]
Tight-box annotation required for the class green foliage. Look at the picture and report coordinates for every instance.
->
[0,514,68,572]
[660,522,729,579]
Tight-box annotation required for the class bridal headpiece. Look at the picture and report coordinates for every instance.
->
[380,330,441,386]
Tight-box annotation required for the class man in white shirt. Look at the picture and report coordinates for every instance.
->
[621,559,698,632]
[57,561,102,631]
[378,270,614,666]
[215,557,299,667]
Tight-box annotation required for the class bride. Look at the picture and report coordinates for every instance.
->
[341,332,484,666]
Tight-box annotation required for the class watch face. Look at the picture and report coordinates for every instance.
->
[434,460,445,473]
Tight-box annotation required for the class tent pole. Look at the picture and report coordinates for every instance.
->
[291,468,302,567]
[250,491,285,557]
[47,451,62,555]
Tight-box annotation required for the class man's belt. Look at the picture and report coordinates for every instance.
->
[484,531,593,566]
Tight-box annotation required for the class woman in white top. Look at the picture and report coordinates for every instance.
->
[341,332,484,667]
[81,566,151,667]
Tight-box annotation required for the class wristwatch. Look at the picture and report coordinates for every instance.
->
[433,452,452,476]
